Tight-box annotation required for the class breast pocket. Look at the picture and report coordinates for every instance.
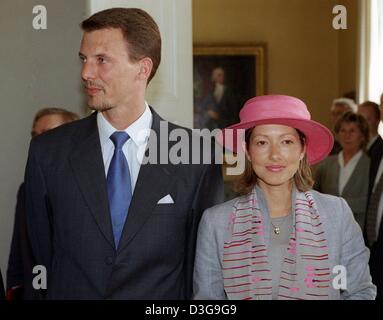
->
[152,203,177,215]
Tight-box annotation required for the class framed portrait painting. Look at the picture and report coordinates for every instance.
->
[193,44,266,130]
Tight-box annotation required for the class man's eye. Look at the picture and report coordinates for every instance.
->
[283,140,294,145]
[98,57,106,63]
[256,141,267,146]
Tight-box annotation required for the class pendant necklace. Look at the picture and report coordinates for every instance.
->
[271,222,281,235]
[270,214,290,235]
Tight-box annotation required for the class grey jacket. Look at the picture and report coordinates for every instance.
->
[314,153,370,229]
[193,190,376,300]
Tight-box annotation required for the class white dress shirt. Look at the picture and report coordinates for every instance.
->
[97,103,152,192]
[338,150,363,195]
[214,83,225,103]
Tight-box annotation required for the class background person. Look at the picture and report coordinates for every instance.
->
[314,111,370,229]
[193,95,375,300]
[358,101,382,155]
[6,107,79,300]
[364,96,383,300]
[329,98,358,155]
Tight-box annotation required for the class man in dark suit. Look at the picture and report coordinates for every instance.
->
[24,8,223,299]
[6,108,79,300]
[358,101,383,201]
[363,99,383,300]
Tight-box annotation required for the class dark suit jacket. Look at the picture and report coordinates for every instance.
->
[367,136,383,205]
[6,183,39,300]
[24,109,224,299]
[369,220,383,300]
[0,268,4,300]
[368,135,383,300]
[376,224,383,299]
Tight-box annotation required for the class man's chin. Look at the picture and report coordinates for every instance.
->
[88,103,113,112]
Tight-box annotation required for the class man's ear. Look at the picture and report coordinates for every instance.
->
[137,57,153,81]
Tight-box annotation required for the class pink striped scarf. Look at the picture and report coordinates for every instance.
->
[223,188,331,300]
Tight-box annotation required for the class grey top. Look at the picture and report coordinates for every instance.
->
[270,214,293,299]
[193,188,376,300]
[256,186,294,300]
[314,153,370,229]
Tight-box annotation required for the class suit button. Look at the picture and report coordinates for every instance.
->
[105,256,114,265]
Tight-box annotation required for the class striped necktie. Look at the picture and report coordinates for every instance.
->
[366,173,383,246]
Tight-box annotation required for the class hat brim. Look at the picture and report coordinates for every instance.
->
[218,118,334,165]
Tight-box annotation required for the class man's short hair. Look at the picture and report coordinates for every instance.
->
[33,107,79,128]
[359,101,380,120]
[81,8,161,84]
[332,98,357,113]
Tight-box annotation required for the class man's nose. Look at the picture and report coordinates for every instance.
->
[81,61,96,81]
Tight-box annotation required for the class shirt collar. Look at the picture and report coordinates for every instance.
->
[97,102,152,148]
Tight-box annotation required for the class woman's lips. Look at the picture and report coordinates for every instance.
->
[265,165,285,172]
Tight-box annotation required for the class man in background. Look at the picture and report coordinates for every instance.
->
[358,101,382,155]
[329,97,358,155]
[364,94,383,300]
[6,108,79,300]
[358,101,383,202]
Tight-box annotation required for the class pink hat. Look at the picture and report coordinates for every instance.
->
[219,95,334,164]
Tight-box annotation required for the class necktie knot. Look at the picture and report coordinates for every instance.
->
[110,131,130,150]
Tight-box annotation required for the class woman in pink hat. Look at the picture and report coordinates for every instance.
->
[193,95,376,300]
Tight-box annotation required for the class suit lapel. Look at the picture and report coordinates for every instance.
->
[342,153,365,196]
[117,109,175,252]
[69,113,115,249]
[329,157,340,196]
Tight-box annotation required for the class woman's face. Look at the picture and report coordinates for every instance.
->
[246,124,305,189]
[338,121,364,152]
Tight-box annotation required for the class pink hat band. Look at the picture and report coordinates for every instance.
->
[219,95,334,165]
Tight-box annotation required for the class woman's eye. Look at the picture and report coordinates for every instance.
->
[98,57,106,63]
[283,139,294,145]
[255,140,267,146]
